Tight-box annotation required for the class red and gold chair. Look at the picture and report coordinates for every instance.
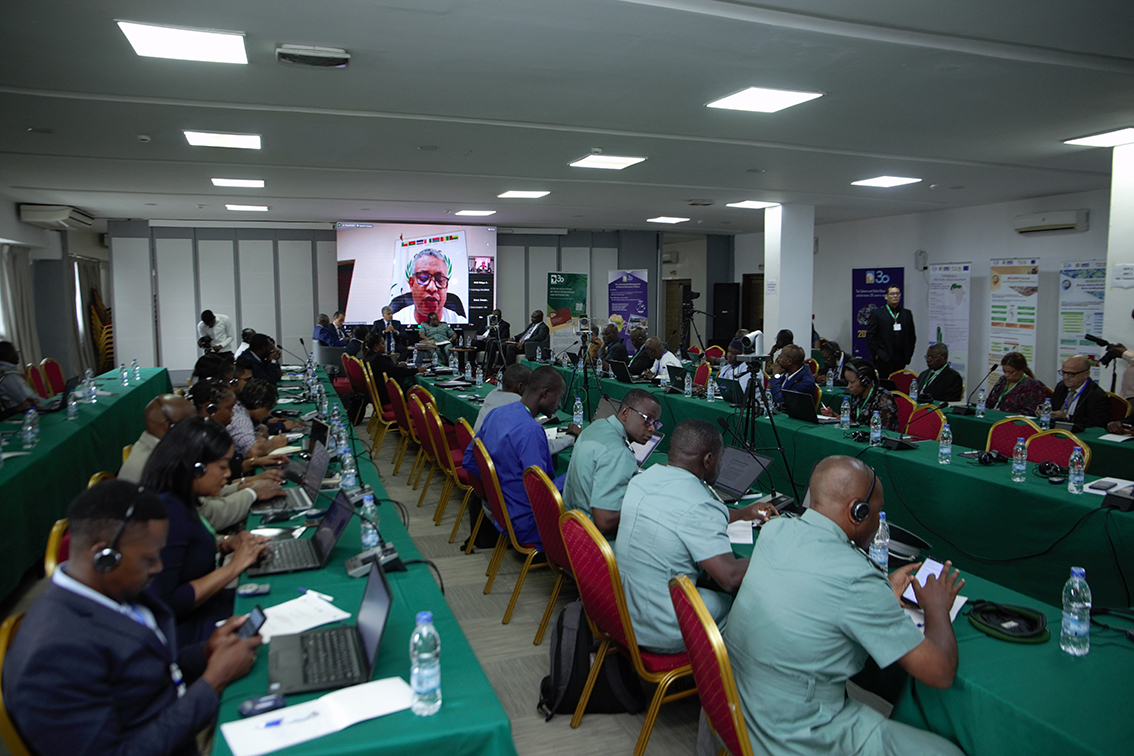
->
[693,362,711,388]
[24,363,49,399]
[422,402,474,529]
[906,403,946,442]
[87,472,114,488]
[669,574,754,756]
[704,345,725,363]
[1026,429,1091,470]
[361,362,396,449]
[453,417,485,546]
[985,417,1040,455]
[39,357,65,396]
[1105,392,1131,423]
[887,369,917,395]
[559,511,696,755]
[892,391,916,432]
[0,613,31,756]
[406,395,440,498]
[524,466,573,645]
[803,357,819,376]
[44,518,69,576]
[385,378,416,475]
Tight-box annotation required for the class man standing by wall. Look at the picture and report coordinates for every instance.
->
[866,286,916,380]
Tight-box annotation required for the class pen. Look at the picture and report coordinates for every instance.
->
[259,711,320,728]
[297,587,334,602]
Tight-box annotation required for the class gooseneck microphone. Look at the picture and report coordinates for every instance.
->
[954,364,997,416]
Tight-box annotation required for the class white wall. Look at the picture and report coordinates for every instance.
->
[660,237,708,341]
[1105,147,1134,396]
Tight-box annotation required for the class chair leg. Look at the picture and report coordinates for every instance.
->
[416,464,437,507]
[503,550,540,625]
[483,535,507,593]
[409,450,425,487]
[392,436,410,475]
[633,670,694,756]
[570,639,610,728]
[450,488,474,544]
[465,508,485,555]
[391,431,405,465]
[533,573,565,645]
[432,476,455,526]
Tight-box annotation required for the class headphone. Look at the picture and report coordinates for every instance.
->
[851,466,878,523]
[94,503,136,573]
[1037,461,1069,478]
[844,359,876,387]
[978,450,1008,465]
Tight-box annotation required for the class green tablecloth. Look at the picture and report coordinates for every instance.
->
[214,376,516,756]
[0,368,171,600]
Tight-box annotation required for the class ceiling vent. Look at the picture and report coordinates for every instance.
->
[276,44,350,68]
[19,204,94,229]
[1014,209,1089,234]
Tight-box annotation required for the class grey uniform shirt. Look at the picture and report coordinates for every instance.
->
[563,415,637,519]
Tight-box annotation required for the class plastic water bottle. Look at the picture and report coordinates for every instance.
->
[21,409,37,450]
[132,358,141,382]
[659,369,669,391]
[938,423,952,465]
[331,403,342,426]
[868,512,890,570]
[572,396,584,426]
[826,369,834,388]
[765,389,775,414]
[975,388,986,418]
[464,362,473,382]
[1060,567,1091,656]
[360,494,380,549]
[840,398,851,430]
[1067,446,1085,494]
[85,368,97,404]
[1011,437,1027,483]
[684,374,692,397]
[707,379,716,403]
[495,370,502,386]
[909,378,919,402]
[119,363,129,387]
[869,410,882,447]
[67,392,79,421]
[410,611,442,716]
[1040,398,1052,430]
[475,366,483,387]
[341,450,358,490]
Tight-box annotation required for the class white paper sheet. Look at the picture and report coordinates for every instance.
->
[904,595,968,632]
[1099,433,1134,443]
[258,593,350,642]
[268,445,304,456]
[727,520,754,545]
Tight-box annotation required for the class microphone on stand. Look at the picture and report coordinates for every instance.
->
[953,365,997,416]
[715,416,797,513]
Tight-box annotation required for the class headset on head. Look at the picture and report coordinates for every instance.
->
[844,359,875,387]
[94,503,136,573]
[851,466,878,523]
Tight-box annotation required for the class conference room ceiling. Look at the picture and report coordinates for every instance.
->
[0,0,1130,234]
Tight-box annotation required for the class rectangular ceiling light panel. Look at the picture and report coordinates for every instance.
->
[851,176,922,188]
[1063,128,1134,147]
[707,87,823,113]
[226,204,269,212]
[647,216,690,224]
[117,21,247,64]
[455,210,496,216]
[726,200,780,209]
[569,155,646,170]
[497,191,550,198]
[211,178,265,188]
[185,131,262,149]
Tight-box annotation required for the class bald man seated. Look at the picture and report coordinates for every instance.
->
[640,337,683,380]
[118,395,283,530]
[1047,354,1111,428]
[723,456,965,756]
[613,419,776,653]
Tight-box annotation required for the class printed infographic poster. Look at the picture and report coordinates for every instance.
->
[1058,260,1106,381]
[988,259,1039,369]
[928,263,971,381]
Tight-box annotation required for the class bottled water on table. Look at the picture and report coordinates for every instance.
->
[869,410,882,447]
[360,494,380,549]
[572,397,584,426]
[21,409,38,450]
[1067,446,1085,494]
[496,370,503,386]
[1011,437,1027,483]
[840,398,851,430]
[84,368,97,404]
[684,374,692,397]
[826,369,834,388]
[765,389,775,414]
[1060,566,1091,656]
[706,378,716,403]
[340,450,358,490]
[868,511,889,569]
[132,358,141,382]
[975,388,986,418]
[938,423,952,465]
[465,362,473,382]
[909,378,919,403]
[410,611,442,716]
[659,370,668,391]
[119,363,129,387]
[67,393,79,421]
[1040,398,1052,430]
[330,404,341,425]
[475,366,483,387]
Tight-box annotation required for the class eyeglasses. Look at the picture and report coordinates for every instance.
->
[624,405,662,431]
[412,272,450,288]
[1060,369,1088,377]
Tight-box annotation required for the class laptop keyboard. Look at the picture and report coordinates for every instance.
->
[260,539,316,571]
[303,630,361,684]
[252,487,310,514]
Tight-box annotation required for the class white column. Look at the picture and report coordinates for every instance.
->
[1105,144,1134,392]
[763,205,814,349]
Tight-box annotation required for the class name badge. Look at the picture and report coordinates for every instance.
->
[893,323,902,331]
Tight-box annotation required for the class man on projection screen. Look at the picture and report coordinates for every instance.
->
[391,248,468,325]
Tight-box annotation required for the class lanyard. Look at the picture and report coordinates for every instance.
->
[992,378,1019,409]
[1064,382,1088,412]
[886,305,899,322]
[923,367,944,386]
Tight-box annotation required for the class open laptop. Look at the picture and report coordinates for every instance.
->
[782,389,839,424]
[282,419,330,483]
[268,561,392,694]
[609,360,653,384]
[666,365,688,389]
[628,432,665,466]
[247,490,354,576]
[711,446,773,503]
[715,377,746,405]
[36,375,83,413]
[254,441,331,514]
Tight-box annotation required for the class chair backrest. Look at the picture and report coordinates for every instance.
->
[669,575,754,756]
[456,416,475,452]
[888,369,916,395]
[39,358,65,396]
[559,511,639,656]
[122,444,132,463]
[406,395,435,458]
[24,364,48,399]
[0,613,31,756]
[386,378,413,434]
[892,391,916,431]
[687,345,702,356]
[804,357,819,376]
[409,385,435,406]
[704,345,725,360]
[44,518,69,576]
[423,402,456,475]
[1106,392,1132,422]
[360,361,385,409]
[985,417,1040,454]
[693,362,710,387]
[342,355,369,395]
[524,466,570,573]
[472,438,525,548]
[906,404,945,441]
[1026,429,1091,470]
[87,472,115,488]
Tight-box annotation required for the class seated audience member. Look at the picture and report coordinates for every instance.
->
[477,308,511,370]
[768,328,794,361]
[769,344,817,404]
[234,327,256,358]
[230,379,289,457]
[563,389,661,538]
[641,337,682,379]
[627,327,652,376]
[1,481,261,756]
[472,364,579,451]
[1107,419,1133,435]
[915,343,964,402]
[504,310,550,364]
[717,338,754,393]
[462,366,574,549]
[313,313,346,347]
[724,456,965,756]
[614,419,775,653]
[819,340,848,386]
[345,325,369,357]
[364,332,426,405]
[332,311,349,343]
[984,351,1047,413]
[373,306,409,361]
[197,310,236,357]
[188,380,285,476]
[189,352,233,388]
[415,311,456,367]
[597,324,629,369]
[584,324,602,365]
[245,333,282,384]
[844,358,899,430]
[118,395,283,531]
[1047,354,1110,428]
[232,357,255,394]
[0,341,39,414]
[140,417,269,645]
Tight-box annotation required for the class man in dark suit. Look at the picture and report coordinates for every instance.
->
[866,285,917,380]
[313,313,346,347]
[504,309,550,364]
[476,308,511,370]
[598,323,629,369]
[2,481,259,756]
[373,305,410,360]
[769,344,818,404]
[245,333,283,384]
[627,327,653,376]
[819,341,848,387]
[916,343,964,402]
[1050,354,1111,428]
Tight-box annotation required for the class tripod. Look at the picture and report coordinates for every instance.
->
[738,356,801,507]
[483,322,508,373]
[678,307,712,361]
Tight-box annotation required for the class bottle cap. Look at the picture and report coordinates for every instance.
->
[879,511,886,520]
[416,611,434,625]
[1071,566,1085,578]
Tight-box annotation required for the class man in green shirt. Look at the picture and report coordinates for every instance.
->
[562,389,661,538]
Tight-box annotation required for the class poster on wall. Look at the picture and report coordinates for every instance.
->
[851,267,905,360]
[1058,260,1107,381]
[608,270,649,348]
[928,263,971,383]
[988,258,1039,371]
[547,272,588,354]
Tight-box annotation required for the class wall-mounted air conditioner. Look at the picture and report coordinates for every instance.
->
[1013,209,1088,234]
[19,204,95,229]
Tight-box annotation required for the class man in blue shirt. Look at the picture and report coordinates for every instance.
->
[769,344,816,405]
[463,366,572,549]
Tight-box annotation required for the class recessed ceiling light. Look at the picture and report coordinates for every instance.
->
[185,131,261,150]
[569,154,646,170]
[497,191,550,199]
[707,86,823,113]
[1063,128,1134,147]
[117,21,247,64]
[226,204,268,212]
[851,176,922,188]
[726,200,780,210]
[211,178,265,188]
[647,216,690,224]
[455,210,496,216]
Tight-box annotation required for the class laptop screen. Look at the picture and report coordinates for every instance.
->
[714,446,773,498]
[302,441,331,500]
[667,365,687,386]
[307,419,329,455]
[312,490,353,563]
[628,432,664,466]
[357,562,393,674]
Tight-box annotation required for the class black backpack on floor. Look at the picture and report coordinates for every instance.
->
[538,600,646,720]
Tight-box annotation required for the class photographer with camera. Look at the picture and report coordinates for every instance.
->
[1092,312,1134,403]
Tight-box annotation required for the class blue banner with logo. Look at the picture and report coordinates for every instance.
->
[608,270,649,347]
[851,267,905,360]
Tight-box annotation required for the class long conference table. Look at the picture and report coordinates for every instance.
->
[0,367,171,600]
[417,368,1134,756]
[214,372,515,756]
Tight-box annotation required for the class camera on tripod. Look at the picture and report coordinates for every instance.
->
[682,290,699,319]
[488,314,499,329]
[1085,333,1117,366]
